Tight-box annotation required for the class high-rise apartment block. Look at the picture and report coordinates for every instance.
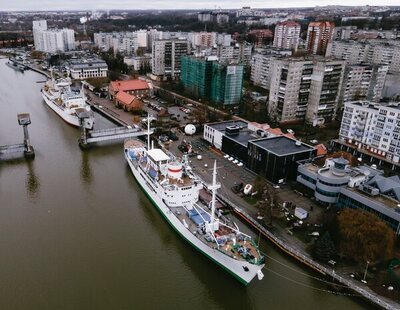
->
[180,56,244,106]
[152,39,189,79]
[268,57,344,124]
[339,101,400,164]
[328,40,400,73]
[33,20,47,51]
[306,21,335,55]
[340,64,388,104]
[273,21,301,51]
[250,54,275,90]
[32,20,75,53]
[305,59,344,123]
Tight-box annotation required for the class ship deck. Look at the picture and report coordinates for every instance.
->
[171,204,262,264]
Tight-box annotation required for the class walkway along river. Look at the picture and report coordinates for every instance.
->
[0,58,373,309]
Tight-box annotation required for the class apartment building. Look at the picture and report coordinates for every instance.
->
[273,21,301,51]
[32,20,47,51]
[181,55,244,106]
[328,40,400,73]
[306,59,344,124]
[250,53,275,90]
[306,21,335,55]
[32,20,75,53]
[339,101,400,164]
[340,64,388,104]
[215,42,253,65]
[151,39,189,79]
[268,57,344,124]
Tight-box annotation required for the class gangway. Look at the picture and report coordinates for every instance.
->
[0,113,35,161]
[77,111,153,147]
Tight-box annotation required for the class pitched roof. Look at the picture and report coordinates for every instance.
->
[368,175,400,201]
[116,91,135,105]
[315,144,327,156]
[110,79,149,92]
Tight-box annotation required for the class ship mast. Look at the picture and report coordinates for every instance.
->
[208,160,221,232]
[147,114,151,150]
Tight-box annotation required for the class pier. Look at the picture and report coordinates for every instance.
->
[77,111,152,147]
[0,113,35,160]
[216,193,399,310]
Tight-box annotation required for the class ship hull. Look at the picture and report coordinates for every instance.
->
[41,91,81,127]
[125,155,264,285]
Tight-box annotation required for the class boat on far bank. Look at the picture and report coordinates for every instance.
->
[6,59,25,72]
[41,76,94,129]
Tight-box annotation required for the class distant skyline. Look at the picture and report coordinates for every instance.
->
[0,0,398,12]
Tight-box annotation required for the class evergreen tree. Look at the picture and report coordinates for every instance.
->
[314,231,336,262]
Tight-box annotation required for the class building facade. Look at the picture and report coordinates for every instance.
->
[180,56,244,106]
[152,39,189,79]
[339,101,400,164]
[306,21,335,56]
[32,20,47,51]
[297,156,400,232]
[328,40,400,74]
[250,53,275,90]
[211,62,244,106]
[68,58,108,80]
[340,64,388,104]
[273,21,301,51]
[247,136,316,184]
[305,59,345,125]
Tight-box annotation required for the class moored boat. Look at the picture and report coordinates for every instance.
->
[124,120,265,285]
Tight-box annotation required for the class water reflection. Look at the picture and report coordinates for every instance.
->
[25,160,40,198]
[80,150,92,185]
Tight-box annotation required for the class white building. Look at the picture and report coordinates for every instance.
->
[43,30,65,53]
[32,20,47,51]
[273,21,301,51]
[68,58,108,80]
[124,55,151,71]
[339,101,400,164]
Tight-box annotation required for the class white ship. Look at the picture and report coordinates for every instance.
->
[41,76,94,129]
[124,121,265,285]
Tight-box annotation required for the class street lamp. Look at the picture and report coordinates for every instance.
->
[362,261,370,284]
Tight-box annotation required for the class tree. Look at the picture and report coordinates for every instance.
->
[338,209,395,264]
[313,232,336,262]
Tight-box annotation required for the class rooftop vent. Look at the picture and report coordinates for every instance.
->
[360,184,379,196]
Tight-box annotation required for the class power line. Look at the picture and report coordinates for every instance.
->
[263,252,350,289]
[263,266,361,297]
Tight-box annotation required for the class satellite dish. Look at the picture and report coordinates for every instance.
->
[184,124,196,135]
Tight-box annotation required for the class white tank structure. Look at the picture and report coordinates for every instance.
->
[184,124,196,135]
[167,162,183,179]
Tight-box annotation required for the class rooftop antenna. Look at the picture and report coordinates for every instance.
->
[208,160,221,232]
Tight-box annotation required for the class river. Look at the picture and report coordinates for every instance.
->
[0,59,370,309]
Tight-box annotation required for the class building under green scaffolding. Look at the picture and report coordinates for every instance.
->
[180,55,244,106]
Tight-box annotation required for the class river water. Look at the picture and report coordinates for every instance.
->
[0,59,369,309]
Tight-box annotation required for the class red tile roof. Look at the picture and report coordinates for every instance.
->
[316,144,328,156]
[116,91,136,105]
[110,79,149,92]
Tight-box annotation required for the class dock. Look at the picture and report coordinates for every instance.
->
[77,111,152,147]
[0,113,35,161]
[216,193,399,310]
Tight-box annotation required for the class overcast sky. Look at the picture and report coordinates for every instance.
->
[0,0,397,11]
